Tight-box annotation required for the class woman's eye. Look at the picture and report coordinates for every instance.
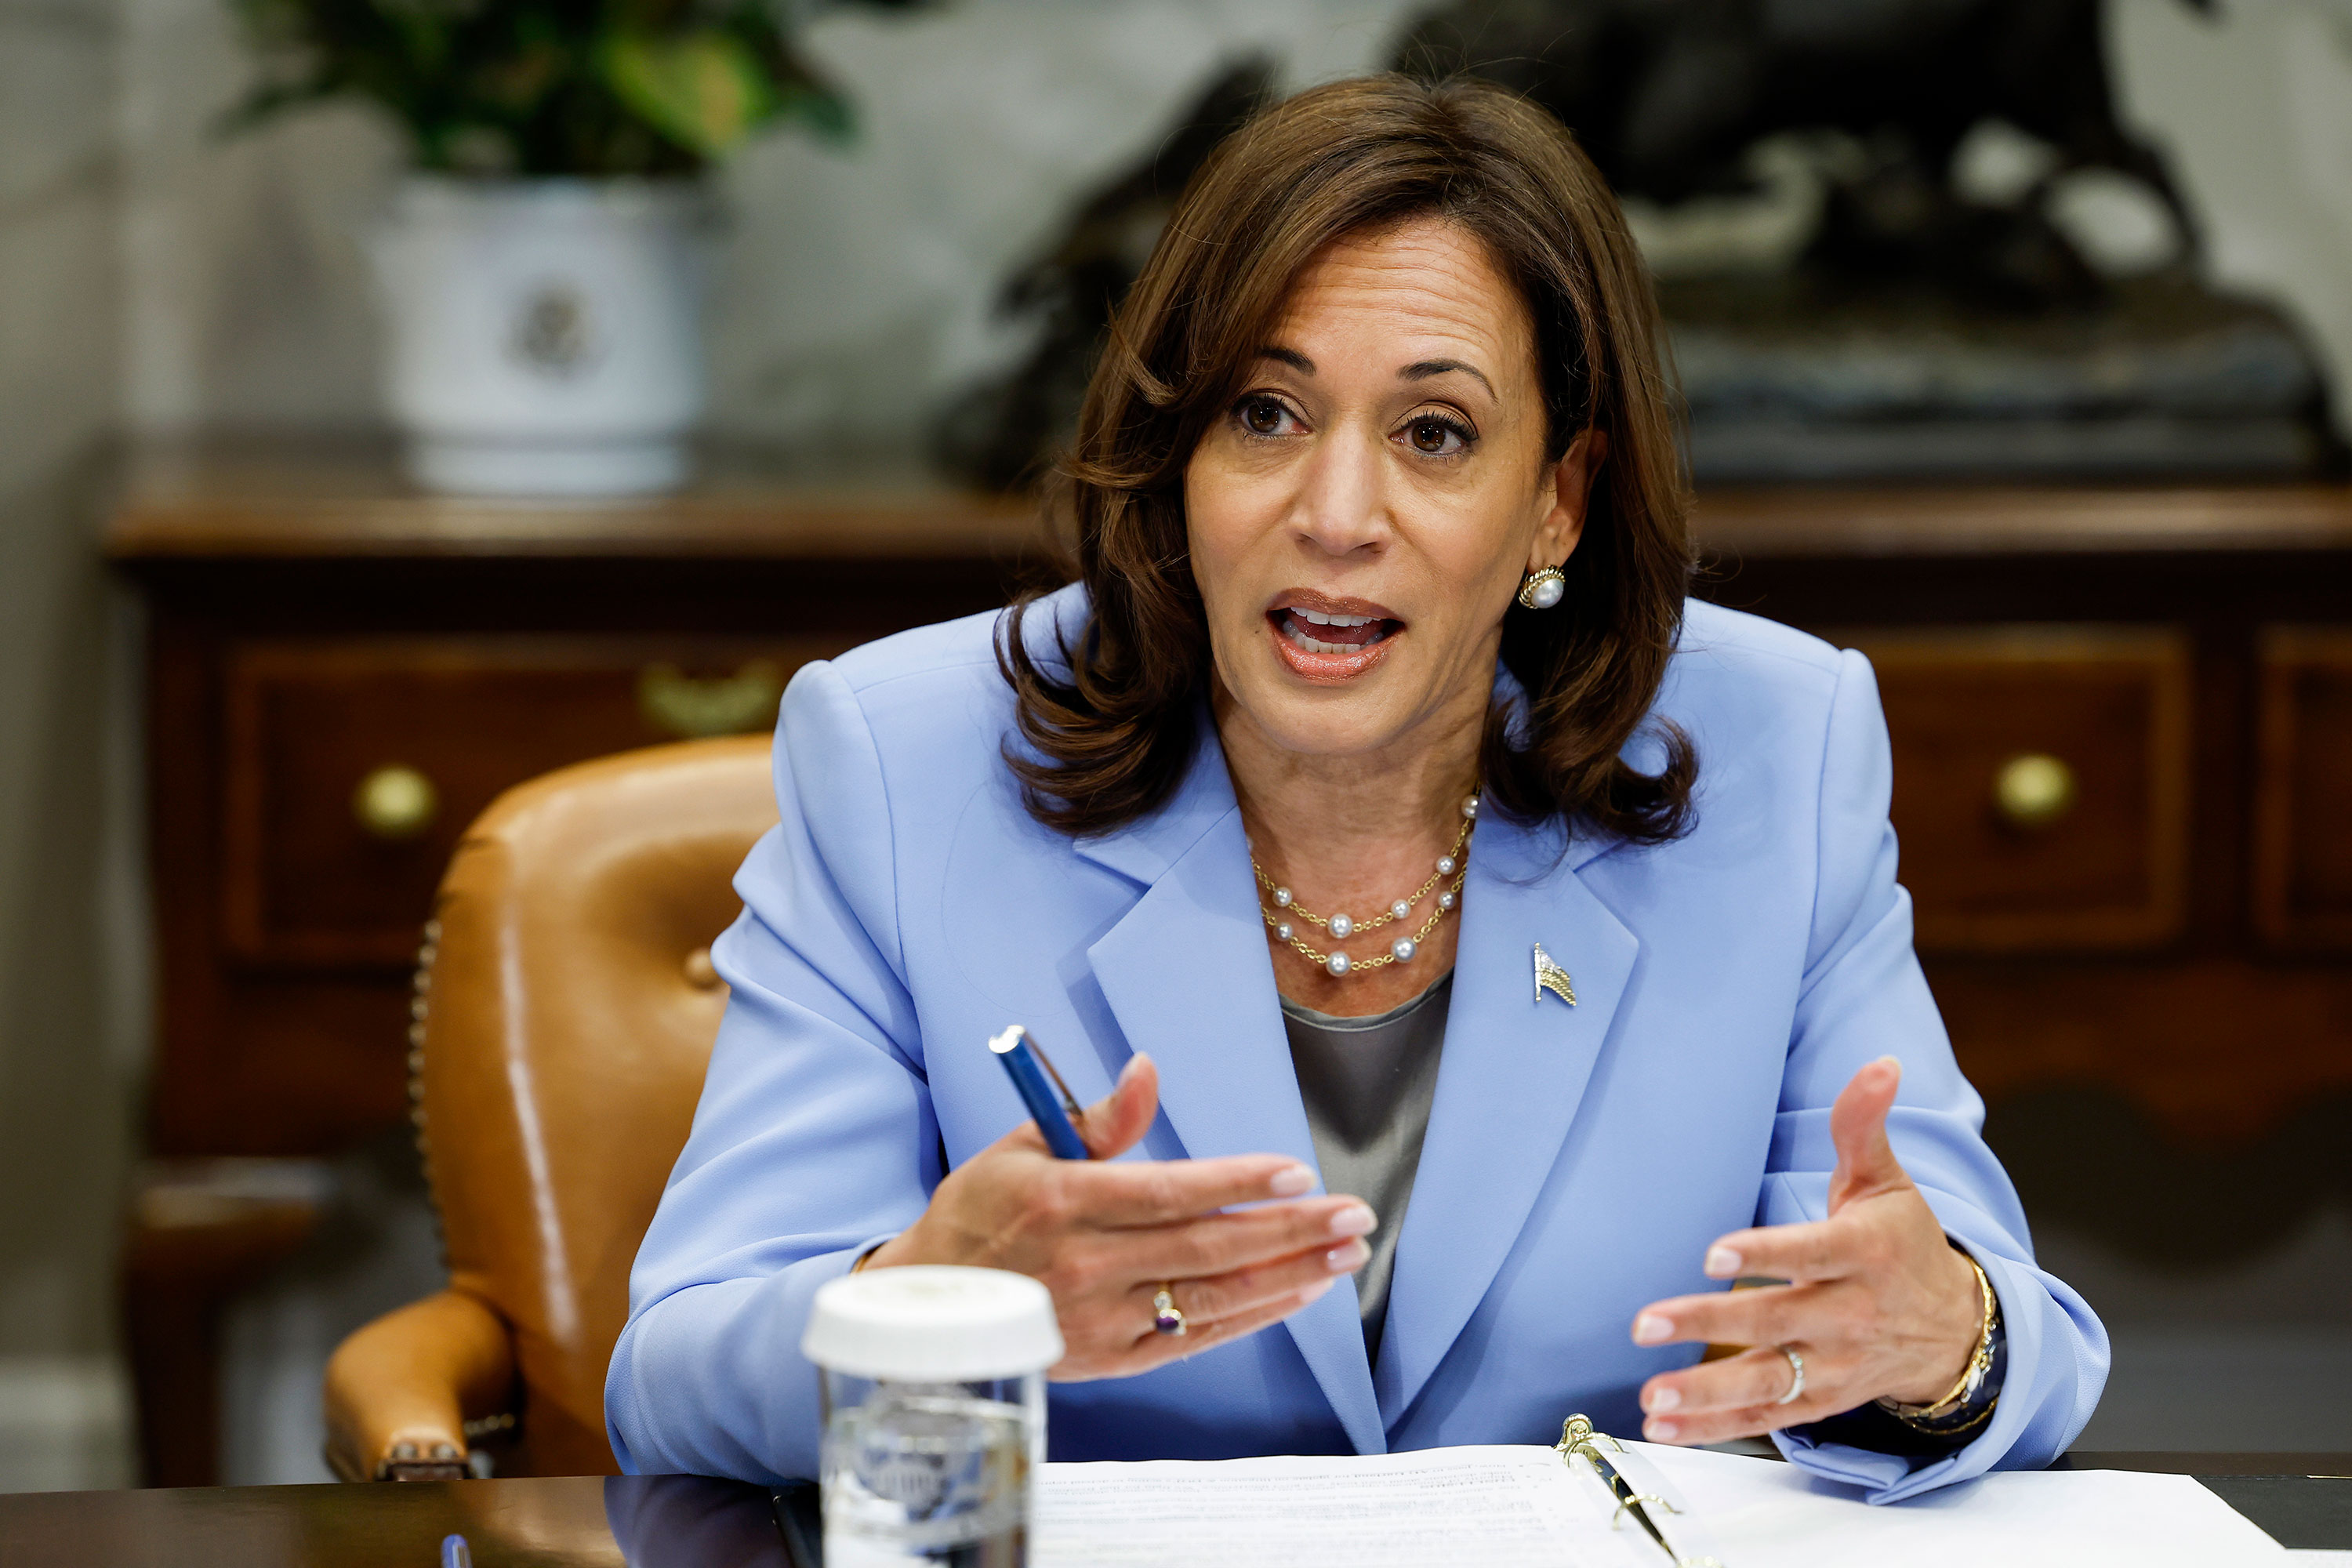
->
[1403,415,1471,456]
[1238,396,1294,437]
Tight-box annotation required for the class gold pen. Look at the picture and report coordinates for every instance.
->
[1555,1415,1722,1567]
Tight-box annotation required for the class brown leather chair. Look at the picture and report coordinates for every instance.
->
[324,735,779,1481]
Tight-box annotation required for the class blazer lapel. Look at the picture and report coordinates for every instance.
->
[1075,726,1386,1456]
[1377,811,1640,1425]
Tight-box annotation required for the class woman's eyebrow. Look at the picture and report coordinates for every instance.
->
[1257,346,1315,374]
[1401,358,1495,397]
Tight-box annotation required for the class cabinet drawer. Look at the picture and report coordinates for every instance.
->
[221,637,848,967]
[2254,627,2352,949]
[1844,627,2191,954]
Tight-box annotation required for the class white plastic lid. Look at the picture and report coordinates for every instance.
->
[802,1265,1064,1381]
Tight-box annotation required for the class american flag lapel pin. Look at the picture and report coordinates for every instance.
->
[1533,942,1577,1007]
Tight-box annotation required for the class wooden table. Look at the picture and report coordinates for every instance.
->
[4,1456,2347,1565]
[103,444,2352,1485]
[0,1473,782,1568]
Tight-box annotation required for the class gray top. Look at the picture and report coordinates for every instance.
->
[1279,972,1452,1367]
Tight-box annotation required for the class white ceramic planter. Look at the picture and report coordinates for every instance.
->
[370,177,710,497]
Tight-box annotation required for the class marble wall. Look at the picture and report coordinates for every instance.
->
[2113,0,2352,438]
[120,0,1424,445]
[0,0,139,1493]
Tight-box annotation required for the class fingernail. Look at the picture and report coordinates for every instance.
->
[1645,1385,1680,1413]
[1328,1203,1376,1239]
[1327,1239,1370,1272]
[1295,1277,1336,1305]
[1116,1055,1143,1086]
[1644,1418,1679,1443]
[1704,1246,1742,1279]
[1632,1313,1673,1345]
[1268,1165,1314,1197]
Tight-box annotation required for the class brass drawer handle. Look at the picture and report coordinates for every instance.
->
[1993,753,2076,830]
[354,764,438,840]
[637,659,784,738]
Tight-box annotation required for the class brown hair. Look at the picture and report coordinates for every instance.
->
[998,74,1697,843]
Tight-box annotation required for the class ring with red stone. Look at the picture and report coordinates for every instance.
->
[1152,1284,1186,1337]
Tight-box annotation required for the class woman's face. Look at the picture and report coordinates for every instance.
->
[1185,216,1600,764]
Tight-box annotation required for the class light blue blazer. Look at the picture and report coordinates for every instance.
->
[607,586,2107,1501]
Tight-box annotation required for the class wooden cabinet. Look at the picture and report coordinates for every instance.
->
[115,448,1048,1163]
[220,637,843,967]
[192,637,854,1168]
[2255,629,2352,950]
[1849,627,2192,953]
[114,463,2352,1161]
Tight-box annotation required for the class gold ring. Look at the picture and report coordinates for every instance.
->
[1151,1284,1186,1337]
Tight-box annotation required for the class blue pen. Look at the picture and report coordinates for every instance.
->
[988,1025,1093,1160]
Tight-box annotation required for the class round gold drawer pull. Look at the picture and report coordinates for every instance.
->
[1993,753,2075,830]
[354,764,438,840]
[638,659,784,739]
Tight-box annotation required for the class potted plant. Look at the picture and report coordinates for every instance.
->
[227,0,922,495]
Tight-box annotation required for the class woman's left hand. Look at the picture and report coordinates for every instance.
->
[1628,1056,1986,1445]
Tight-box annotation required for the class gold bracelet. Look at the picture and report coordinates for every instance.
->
[1879,1253,1998,1422]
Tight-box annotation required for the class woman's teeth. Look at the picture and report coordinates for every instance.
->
[1279,608,1389,655]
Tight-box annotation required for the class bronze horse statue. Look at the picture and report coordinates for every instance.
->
[1394,0,2200,304]
[935,1,2209,488]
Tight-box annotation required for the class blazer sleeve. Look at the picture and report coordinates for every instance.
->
[1761,648,2110,1502]
[605,659,938,1484]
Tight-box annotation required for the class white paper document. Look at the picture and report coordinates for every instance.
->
[1632,1442,2285,1567]
[1033,1440,2288,1567]
[1038,1446,1635,1567]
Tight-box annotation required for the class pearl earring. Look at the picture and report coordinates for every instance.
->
[1517,567,1566,610]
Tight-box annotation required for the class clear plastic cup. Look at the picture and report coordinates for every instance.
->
[804,1267,1063,1568]
[818,1370,1042,1566]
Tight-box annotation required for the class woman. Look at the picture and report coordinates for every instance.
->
[608,76,2105,1500]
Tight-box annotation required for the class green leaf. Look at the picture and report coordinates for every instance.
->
[597,28,778,158]
[217,0,924,170]
[778,77,853,143]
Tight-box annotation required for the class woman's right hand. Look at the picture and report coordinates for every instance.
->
[862,1054,1373,1380]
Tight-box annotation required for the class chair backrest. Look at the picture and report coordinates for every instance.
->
[416,735,777,1475]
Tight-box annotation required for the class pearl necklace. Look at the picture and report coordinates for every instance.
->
[1253,795,1477,978]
